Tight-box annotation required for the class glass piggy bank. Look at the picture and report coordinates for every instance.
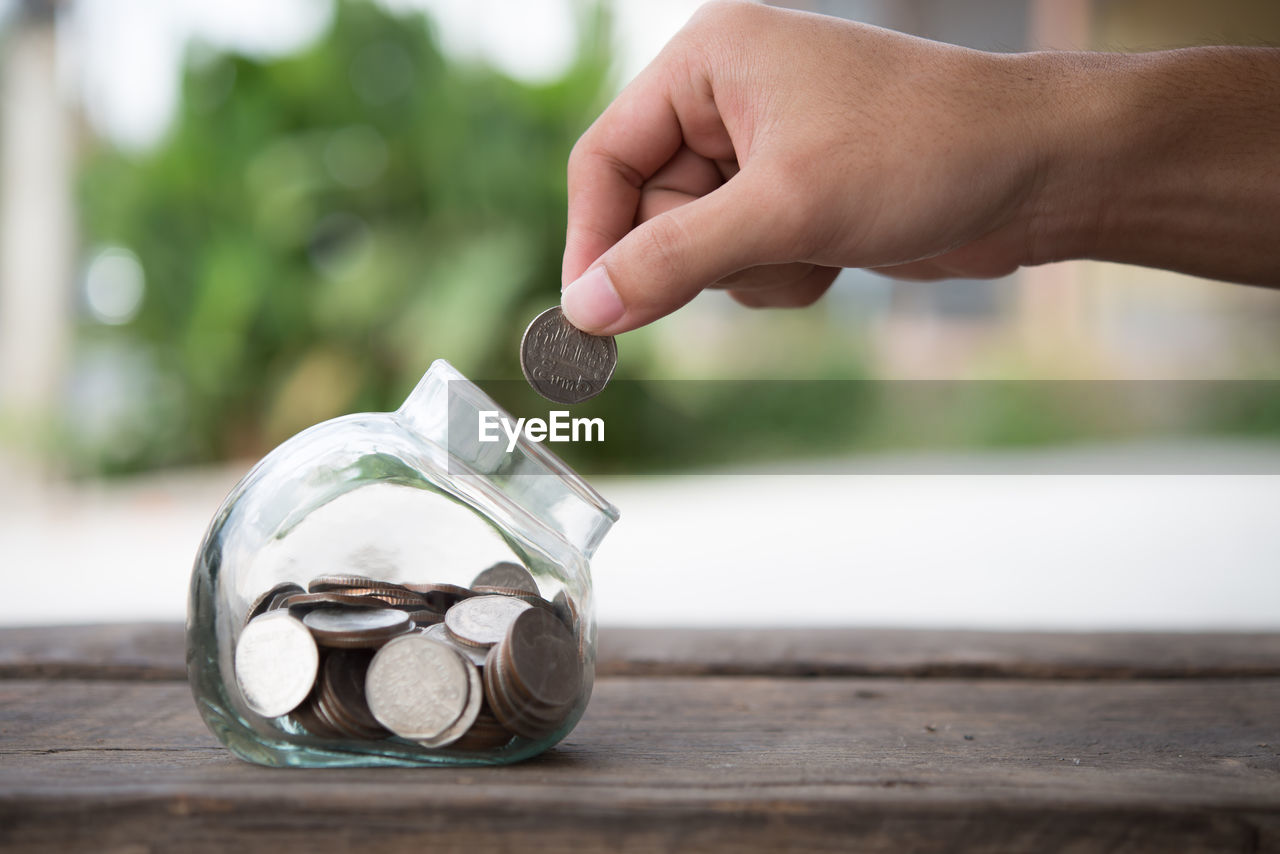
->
[186,359,617,767]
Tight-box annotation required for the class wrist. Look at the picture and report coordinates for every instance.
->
[1006,50,1137,267]
[1011,47,1280,283]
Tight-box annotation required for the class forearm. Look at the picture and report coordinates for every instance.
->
[1024,47,1280,286]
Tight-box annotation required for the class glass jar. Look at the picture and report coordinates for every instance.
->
[186,359,618,767]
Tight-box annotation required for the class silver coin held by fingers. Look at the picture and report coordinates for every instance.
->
[520,307,617,404]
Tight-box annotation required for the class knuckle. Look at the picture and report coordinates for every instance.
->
[691,0,755,29]
[635,213,692,291]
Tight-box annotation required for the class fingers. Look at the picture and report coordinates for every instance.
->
[729,265,839,309]
[712,261,817,290]
[562,40,732,285]
[635,146,726,224]
[869,260,952,281]
[561,169,787,334]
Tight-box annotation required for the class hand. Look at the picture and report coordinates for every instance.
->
[560,1,1280,336]
[560,1,1055,334]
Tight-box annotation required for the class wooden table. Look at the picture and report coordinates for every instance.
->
[2,624,1278,852]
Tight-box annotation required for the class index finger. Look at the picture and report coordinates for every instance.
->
[562,67,685,285]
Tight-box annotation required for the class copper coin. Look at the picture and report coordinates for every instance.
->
[302,607,412,649]
[308,574,383,593]
[471,562,539,595]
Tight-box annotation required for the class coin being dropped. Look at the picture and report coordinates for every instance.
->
[366,635,471,740]
[520,306,617,404]
[234,612,319,718]
[445,594,532,649]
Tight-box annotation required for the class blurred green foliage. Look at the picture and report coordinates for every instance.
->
[78,0,613,471]
[73,0,1279,477]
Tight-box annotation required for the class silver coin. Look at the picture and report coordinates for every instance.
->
[520,306,617,404]
[365,635,471,740]
[422,622,489,667]
[471,561,539,595]
[302,606,411,648]
[444,594,532,649]
[417,654,483,749]
[234,612,319,718]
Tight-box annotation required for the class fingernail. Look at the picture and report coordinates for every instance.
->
[561,266,623,332]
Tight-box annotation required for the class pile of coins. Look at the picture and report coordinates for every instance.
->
[233,562,583,752]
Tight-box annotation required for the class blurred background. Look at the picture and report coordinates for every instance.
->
[0,0,1277,628]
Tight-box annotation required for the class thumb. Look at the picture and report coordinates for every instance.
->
[560,174,783,335]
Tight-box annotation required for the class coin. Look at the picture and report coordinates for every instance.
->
[366,635,472,740]
[504,607,582,709]
[483,642,568,739]
[302,606,412,649]
[234,612,319,718]
[405,609,445,627]
[417,654,483,749]
[520,306,617,404]
[403,582,474,612]
[444,594,532,649]
[471,561,539,595]
[282,591,385,615]
[451,707,515,751]
[551,589,578,633]
[243,581,305,628]
[422,622,489,667]
[318,649,388,740]
[308,574,383,593]
[292,692,344,739]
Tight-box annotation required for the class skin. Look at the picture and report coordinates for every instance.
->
[560,0,1280,336]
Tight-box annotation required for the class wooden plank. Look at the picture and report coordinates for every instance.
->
[598,627,1280,679]
[1,677,1278,852]
[3,624,1280,681]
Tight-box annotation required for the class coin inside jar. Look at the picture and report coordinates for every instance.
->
[421,622,489,667]
[417,654,483,749]
[316,649,388,740]
[302,606,411,648]
[520,306,617,404]
[366,635,472,740]
[471,561,539,595]
[234,612,319,718]
[504,607,582,709]
[444,594,532,649]
[243,581,305,628]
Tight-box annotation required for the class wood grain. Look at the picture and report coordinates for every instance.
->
[2,677,1278,852]
[3,623,1279,681]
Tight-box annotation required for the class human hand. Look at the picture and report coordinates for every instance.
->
[559,0,1060,335]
